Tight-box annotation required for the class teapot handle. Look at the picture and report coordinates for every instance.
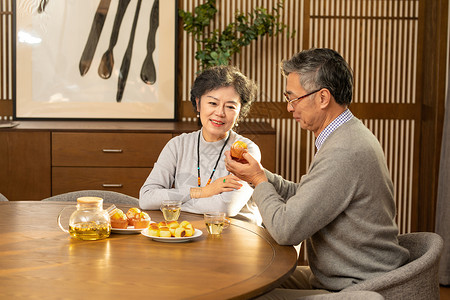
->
[57,207,70,234]
[106,204,118,217]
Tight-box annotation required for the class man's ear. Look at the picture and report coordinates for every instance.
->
[319,89,332,109]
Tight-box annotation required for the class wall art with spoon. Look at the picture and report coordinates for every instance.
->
[14,0,176,120]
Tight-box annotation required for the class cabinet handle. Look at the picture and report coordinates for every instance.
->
[102,149,123,153]
[102,184,123,188]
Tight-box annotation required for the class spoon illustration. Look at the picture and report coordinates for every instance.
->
[79,0,111,76]
[37,0,49,13]
[116,0,142,102]
[141,0,159,85]
[98,0,131,79]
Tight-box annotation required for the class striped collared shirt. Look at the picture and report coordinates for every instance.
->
[315,109,354,152]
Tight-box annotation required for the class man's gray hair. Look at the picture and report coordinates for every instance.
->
[281,48,353,105]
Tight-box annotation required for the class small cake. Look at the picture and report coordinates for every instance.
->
[134,212,151,229]
[147,223,160,237]
[110,209,128,229]
[159,226,171,237]
[174,227,186,238]
[230,141,248,162]
[158,221,168,228]
[179,221,189,227]
[167,221,179,236]
[183,223,195,237]
[126,207,142,226]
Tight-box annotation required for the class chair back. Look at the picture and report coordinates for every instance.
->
[41,190,139,206]
[342,232,444,300]
[298,291,384,299]
[0,193,9,201]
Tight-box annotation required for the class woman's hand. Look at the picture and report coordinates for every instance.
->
[191,174,243,198]
[224,151,268,186]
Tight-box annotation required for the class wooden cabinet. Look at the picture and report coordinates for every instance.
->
[0,121,276,200]
[51,132,172,197]
[0,131,51,201]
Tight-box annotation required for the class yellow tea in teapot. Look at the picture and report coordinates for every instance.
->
[69,221,111,241]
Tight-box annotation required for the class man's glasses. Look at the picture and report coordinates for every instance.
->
[283,88,322,109]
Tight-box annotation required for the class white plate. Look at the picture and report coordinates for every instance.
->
[111,226,145,234]
[141,228,203,242]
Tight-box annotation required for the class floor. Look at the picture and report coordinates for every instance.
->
[442,285,450,300]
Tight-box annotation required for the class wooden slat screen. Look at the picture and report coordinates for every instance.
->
[307,0,420,233]
[0,0,13,120]
[179,0,420,234]
[179,0,308,175]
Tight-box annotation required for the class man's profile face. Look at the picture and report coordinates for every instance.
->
[285,73,323,135]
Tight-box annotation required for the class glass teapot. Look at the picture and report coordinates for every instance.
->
[58,197,115,241]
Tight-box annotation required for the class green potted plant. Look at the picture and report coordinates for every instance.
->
[179,0,293,70]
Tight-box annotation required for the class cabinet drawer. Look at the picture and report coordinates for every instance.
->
[52,167,151,198]
[52,133,171,167]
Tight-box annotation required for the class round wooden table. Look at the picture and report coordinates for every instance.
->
[0,201,297,299]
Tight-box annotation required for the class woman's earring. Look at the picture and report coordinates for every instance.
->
[196,113,200,118]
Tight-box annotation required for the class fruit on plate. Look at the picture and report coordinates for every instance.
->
[146,220,195,238]
[230,141,248,161]
[134,212,151,229]
[126,207,142,226]
[110,208,128,229]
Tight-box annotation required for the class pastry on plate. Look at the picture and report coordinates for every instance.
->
[159,226,171,237]
[174,226,186,238]
[126,207,142,226]
[167,221,179,236]
[147,223,160,236]
[158,221,168,228]
[134,212,151,229]
[110,208,128,229]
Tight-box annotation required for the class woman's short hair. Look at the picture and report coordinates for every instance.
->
[190,65,257,124]
[281,48,353,106]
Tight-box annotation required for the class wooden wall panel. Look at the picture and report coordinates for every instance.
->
[0,0,13,120]
[179,0,427,233]
[307,0,421,232]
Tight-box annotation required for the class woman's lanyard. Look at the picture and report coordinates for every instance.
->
[197,131,230,187]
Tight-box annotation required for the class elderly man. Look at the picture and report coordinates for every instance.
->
[225,48,409,298]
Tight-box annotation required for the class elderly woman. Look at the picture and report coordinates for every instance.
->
[139,65,261,224]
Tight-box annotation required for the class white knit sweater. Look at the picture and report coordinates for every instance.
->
[139,129,262,224]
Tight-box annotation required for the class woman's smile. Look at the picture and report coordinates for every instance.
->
[210,119,225,126]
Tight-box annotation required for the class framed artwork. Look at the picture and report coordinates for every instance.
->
[13,0,177,120]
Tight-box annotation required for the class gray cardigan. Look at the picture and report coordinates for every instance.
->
[252,117,409,291]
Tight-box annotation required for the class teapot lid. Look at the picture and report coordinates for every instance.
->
[77,197,103,205]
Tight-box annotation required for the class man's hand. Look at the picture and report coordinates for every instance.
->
[224,151,268,187]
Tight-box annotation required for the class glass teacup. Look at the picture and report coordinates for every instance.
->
[204,212,231,235]
[160,200,182,221]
